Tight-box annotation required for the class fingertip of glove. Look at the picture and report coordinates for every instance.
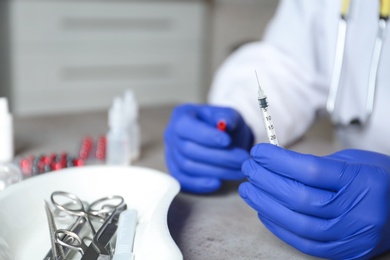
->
[199,178,222,190]
[238,182,251,199]
[250,143,264,157]
[241,159,257,175]
[182,178,222,194]
[215,133,231,146]
[250,143,281,158]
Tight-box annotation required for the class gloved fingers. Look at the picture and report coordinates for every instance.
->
[174,115,232,148]
[197,105,255,151]
[196,105,244,131]
[239,182,349,242]
[172,171,222,194]
[326,149,390,170]
[171,104,246,149]
[176,138,250,169]
[165,146,222,194]
[259,215,369,260]
[172,147,245,180]
[259,215,329,258]
[250,143,355,191]
[242,159,340,218]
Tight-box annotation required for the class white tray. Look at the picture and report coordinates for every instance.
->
[0,165,182,260]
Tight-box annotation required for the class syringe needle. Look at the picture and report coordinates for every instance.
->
[255,71,279,146]
[255,71,265,99]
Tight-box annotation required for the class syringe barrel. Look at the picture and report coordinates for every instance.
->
[260,106,279,146]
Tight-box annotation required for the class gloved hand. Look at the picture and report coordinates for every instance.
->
[239,143,390,259]
[164,104,254,194]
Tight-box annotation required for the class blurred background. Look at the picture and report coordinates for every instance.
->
[0,0,278,116]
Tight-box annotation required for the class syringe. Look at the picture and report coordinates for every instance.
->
[255,71,279,146]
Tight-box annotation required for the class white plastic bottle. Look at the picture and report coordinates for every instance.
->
[124,90,140,162]
[0,97,13,164]
[0,97,21,190]
[106,97,130,165]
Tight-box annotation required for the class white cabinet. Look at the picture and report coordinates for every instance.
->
[8,1,207,115]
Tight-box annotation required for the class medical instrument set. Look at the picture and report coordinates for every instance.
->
[327,0,390,127]
[44,191,137,260]
[112,210,137,260]
[45,200,65,259]
[255,71,279,146]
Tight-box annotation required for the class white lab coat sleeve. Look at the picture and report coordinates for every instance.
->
[208,0,330,146]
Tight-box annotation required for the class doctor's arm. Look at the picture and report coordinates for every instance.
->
[240,143,390,259]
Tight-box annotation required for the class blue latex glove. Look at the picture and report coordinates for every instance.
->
[164,104,254,194]
[239,143,390,259]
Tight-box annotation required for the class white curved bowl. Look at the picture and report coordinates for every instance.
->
[0,165,182,260]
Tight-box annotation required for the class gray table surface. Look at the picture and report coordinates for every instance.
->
[13,105,390,260]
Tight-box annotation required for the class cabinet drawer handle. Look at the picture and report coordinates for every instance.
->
[61,64,171,81]
[61,17,172,31]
